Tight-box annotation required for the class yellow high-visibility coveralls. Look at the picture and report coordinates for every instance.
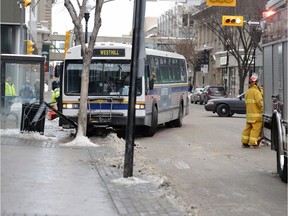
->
[51,87,60,108]
[241,84,263,146]
[5,82,16,96]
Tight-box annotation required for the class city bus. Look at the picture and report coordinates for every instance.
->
[58,42,189,136]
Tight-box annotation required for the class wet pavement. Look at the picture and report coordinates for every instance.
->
[1,123,187,216]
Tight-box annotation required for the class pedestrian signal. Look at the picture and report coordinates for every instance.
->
[26,40,35,55]
[206,0,236,7]
[222,15,244,26]
[24,0,32,7]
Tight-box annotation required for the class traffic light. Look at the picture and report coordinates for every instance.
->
[23,0,32,7]
[206,0,236,7]
[222,15,244,26]
[203,49,209,64]
[26,40,35,55]
[64,31,71,54]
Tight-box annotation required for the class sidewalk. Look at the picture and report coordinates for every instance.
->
[1,123,187,215]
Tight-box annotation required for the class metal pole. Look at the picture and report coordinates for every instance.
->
[84,12,90,43]
[225,45,229,92]
[19,2,24,54]
[253,44,256,73]
[123,0,146,178]
[202,75,204,85]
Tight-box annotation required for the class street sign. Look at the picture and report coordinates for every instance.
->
[245,20,260,26]
[206,0,236,7]
[201,64,209,73]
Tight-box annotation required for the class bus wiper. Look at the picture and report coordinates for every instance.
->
[106,78,120,98]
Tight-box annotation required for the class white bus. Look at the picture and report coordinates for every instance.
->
[58,42,189,136]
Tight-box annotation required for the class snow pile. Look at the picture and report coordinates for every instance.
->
[112,176,150,185]
[61,135,99,147]
[0,129,51,141]
[88,133,188,213]
[91,133,155,175]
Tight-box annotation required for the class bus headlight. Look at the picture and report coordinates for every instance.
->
[63,103,79,109]
[135,104,145,109]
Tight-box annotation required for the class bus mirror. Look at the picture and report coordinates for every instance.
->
[54,62,63,78]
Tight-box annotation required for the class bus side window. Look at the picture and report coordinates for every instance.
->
[145,65,154,94]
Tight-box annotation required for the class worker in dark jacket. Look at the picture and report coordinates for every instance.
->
[241,73,264,149]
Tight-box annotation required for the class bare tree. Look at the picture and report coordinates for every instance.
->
[64,0,104,136]
[157,5,199,88]
[193,0,267,93]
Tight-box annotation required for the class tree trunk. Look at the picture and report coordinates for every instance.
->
[238,67,246,94]
[77,56,90,136]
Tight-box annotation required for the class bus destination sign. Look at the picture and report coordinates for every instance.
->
[93,48,125,57]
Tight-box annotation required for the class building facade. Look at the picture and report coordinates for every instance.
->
[1,0,52,55]
[157,0,264,96]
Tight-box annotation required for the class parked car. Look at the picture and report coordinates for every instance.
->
[204,93,246,117]
[199,86,228,105]
[190,87,204,104]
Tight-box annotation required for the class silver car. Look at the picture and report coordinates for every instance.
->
[190,87,204,104]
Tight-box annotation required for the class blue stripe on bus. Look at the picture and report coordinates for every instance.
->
[89,103,128,109]
[171,86,189,92]
[149,85,188,95]
[63,103,145,110]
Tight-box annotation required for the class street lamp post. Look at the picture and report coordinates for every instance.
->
[84,12,90,43]
[84,0,115,44]
[225,39,230,93]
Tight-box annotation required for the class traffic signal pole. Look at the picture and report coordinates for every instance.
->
[17,0,32,54]
[19,2,25,54]
[123,0,146,178]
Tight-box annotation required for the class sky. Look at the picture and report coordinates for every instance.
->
[52,0,176,37]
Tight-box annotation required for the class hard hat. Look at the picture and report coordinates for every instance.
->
[249,73,258,83]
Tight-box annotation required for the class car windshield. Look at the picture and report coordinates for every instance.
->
[209,87,225,93]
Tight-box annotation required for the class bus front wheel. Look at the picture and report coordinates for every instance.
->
[141,106,158,137]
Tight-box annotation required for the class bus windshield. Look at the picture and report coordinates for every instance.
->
[64,60,142,96]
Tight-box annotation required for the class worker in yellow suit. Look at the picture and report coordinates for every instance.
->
[4,76,17,114]
[241,73,264,149]
[49,81,60,120]
[5,76,16,97]
[51,85,60,108]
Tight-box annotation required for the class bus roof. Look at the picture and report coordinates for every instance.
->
[65,42,186,60]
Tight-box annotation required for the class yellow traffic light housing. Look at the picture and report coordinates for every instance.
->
[23,0,32,7]
[26,40,35,55]
[64,31,71,54]
[222,15,244,26]
[206,0,236,7]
